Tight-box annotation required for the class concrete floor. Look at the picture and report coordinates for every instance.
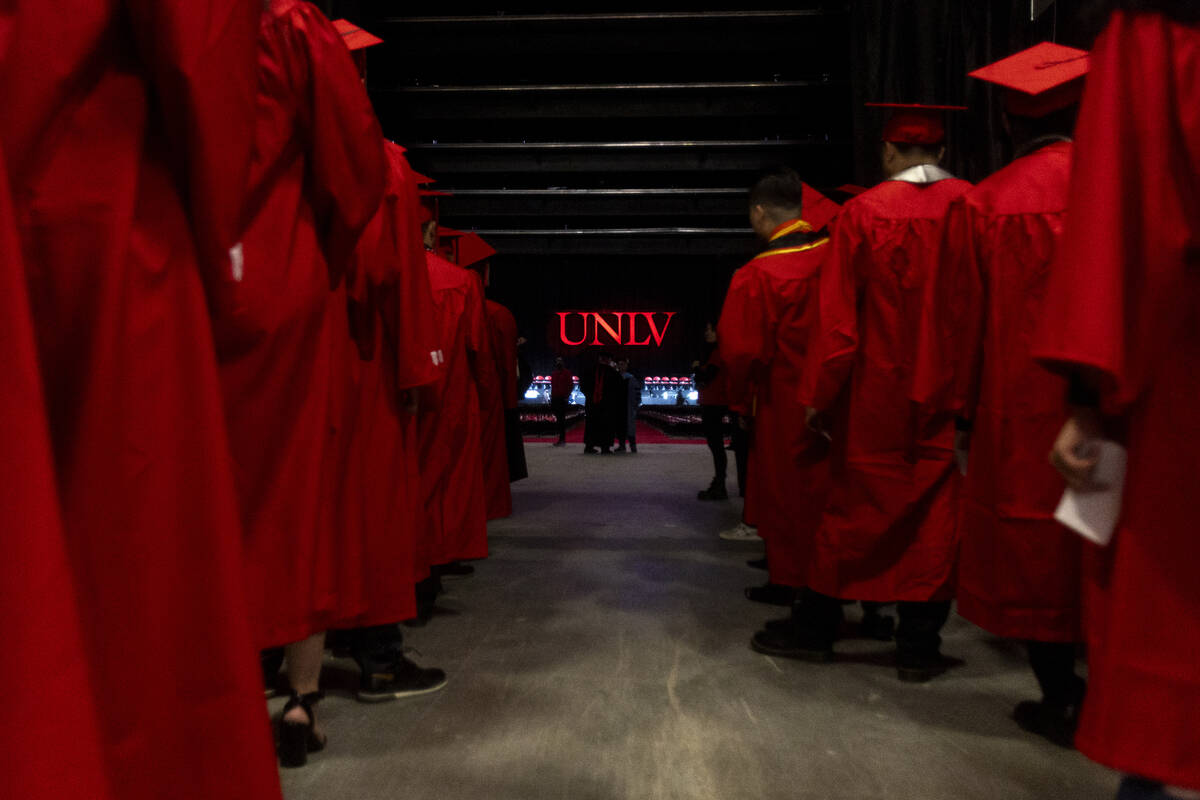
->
[277,442,1118,800]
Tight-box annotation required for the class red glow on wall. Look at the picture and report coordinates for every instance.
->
[557,312,677,347]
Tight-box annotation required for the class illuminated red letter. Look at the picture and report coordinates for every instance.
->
[645,312,675,347]
[591,312,622,345]
[625,312,651,345]
[558,312,588,346]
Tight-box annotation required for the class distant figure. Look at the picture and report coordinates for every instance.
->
[581,351,621,454]
[615,358,642,453]
[549,357,574,447]
[675,389,687,407]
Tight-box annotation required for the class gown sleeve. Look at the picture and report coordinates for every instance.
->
[285,3,386,280]
[911,194,986,417]
[716,267,769,415]
[1033,10,1200,413]
[124,0,259,277]
[801,206,867,410]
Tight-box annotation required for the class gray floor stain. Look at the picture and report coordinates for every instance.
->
[277,442,1118,800]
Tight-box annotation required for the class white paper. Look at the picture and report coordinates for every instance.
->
[1054,440,1128,547]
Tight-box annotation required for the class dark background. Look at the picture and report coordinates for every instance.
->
[323,1,1112,377]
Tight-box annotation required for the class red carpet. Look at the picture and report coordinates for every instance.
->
[525,419,706,445]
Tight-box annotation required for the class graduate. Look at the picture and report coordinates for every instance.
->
[716,169,840,611]
[0,1,282,796]
[417,218,494,586]
[794,104,972,682]
[448,230,517,520]
[580,352,624,455]
[913,42,1090,745]
[1036,4,1200,797]
[212,0,387,767]
[331,20,448,704]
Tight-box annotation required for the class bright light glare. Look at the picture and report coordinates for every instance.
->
[687,391,699,401]
[524,389,541,400]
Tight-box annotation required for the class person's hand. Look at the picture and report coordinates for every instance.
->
[953,430,970,476]
[1049,409,1106,492]
[805,407,832,441]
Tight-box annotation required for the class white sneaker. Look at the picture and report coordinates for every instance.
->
[718,522,761,542]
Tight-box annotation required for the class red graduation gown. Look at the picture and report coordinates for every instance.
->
[215,0,386,647]
[0,151,111,800]
[0,3,282,798]
[717,223,834,588]
[421,252,492,564]
[336,142,444,628]
[802,171,971,602]
[1034,11,1200,789]
[913,141,1082,642]
[482,298,519,518]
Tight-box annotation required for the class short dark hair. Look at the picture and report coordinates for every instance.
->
[749,167,806,215]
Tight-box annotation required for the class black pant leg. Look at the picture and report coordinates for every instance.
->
[792,588,844,646]
[1027,640,1085,706]
[729,413,749,497]
[552,397,567,441]
[700,405,728,482]
[895,601,952,658]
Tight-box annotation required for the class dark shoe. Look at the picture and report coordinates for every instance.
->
[583,447,598,454]
[553,440,566,447]
[750,627,834,662]
[436,561,475,579]
[629,445,637,453]
[746,557,768,571]
[896,652,949,683]
[744,583,797,607]
[859,611,896,642]
[763,615,794,633]
[697,483,729,501]
[1012,700,1080,749]
[599,448,612,455]
[357,655,448,703]
[615,444,627,453]
[277,691,326,769]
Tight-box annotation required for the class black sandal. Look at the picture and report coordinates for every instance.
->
[278,690,326,768]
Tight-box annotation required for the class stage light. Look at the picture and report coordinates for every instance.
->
[687,391,699,401]
[524,389,541,400]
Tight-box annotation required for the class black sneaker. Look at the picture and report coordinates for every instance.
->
[583,447,598,455]
[1012,700,1080,749]
[746,557,768,571]
[763,615,794,633]
[357,656,448,703]
[744,583,797,607]
[750,627,834,662]
[697,483,729,501]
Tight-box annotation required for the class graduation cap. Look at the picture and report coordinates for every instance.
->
[332,19,384,51]
[412,170,450,225]
[457,232,497,269]
[867,103,968,145]
[969,42,1089,118]
[800,183,841,232]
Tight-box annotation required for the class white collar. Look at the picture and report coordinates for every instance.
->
[888,164,956,185]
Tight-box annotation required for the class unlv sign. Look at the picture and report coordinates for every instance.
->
[557,311,677,347]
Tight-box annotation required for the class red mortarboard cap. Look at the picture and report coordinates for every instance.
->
[800,183,841,231]
[333,19,384,51]
[868,103,967,145]
[968,42,1089,118]
[457,232,497,269]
